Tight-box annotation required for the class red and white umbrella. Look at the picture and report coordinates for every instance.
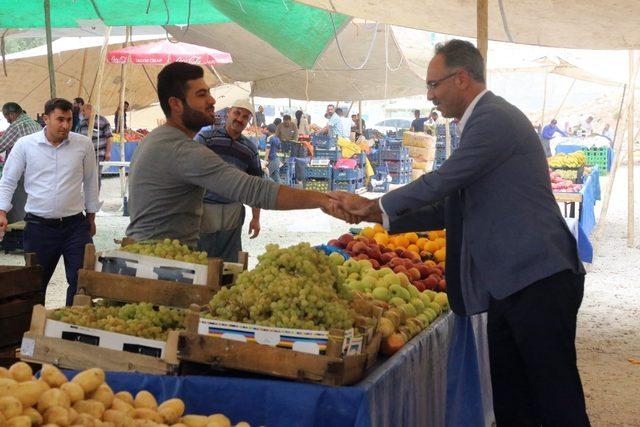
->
[107,40,232,65]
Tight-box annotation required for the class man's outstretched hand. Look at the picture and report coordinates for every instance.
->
[326,191,383,224]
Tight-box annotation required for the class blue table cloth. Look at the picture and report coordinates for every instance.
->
[104,141,138,174]
[71,312,490,427]
[579,166,601,236]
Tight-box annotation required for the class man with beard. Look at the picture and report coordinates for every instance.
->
[328,40,589,426]
[194,99,263,262]
[126,62,351,247]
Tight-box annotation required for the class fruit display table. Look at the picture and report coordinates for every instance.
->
[65,311,490,427]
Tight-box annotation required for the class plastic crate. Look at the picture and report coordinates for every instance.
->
[353,152,367,167]
[303,179,332,192]
[385,159,413,173]
[369,181,390,193]
[312,134,337,150]
[315,148,342,162]
[381,139,404,150]
[333,178,365,192]
[389,172,411,185]
[304,164,333,180]
[333,167,364,182]
[380,147,409,161]
[584,147,609,172]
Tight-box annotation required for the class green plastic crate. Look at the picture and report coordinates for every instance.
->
[584,147,608,174]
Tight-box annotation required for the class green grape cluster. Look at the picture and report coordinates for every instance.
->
[48,302,186,340]
[206,243,355,331]
[122,239,209,264]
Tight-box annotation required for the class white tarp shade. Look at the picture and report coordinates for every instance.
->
[295,0,640,50]
[0,35,221,116]
[167,21,427,101]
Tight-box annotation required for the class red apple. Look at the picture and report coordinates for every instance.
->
[437,279,447,292]
[367,246,382,261]
[413,281,426,292]
[424,276,438,290]
[416,264,430,279]
[407,267,421,281]
[369,259,381,269]
[394,248,404,256]
[338,233,354,247]
[346,241,357,252]
[393,265,408,275]
[328,239,343,248]
[355,254,370,261]
[353,241,368,254]
[381,246,393,254]
[380,252,395,264]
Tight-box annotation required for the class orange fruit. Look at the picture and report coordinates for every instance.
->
[434,247,446,262]
[387,243,396,250]
[405,232,419,244]
[435,238,446,249]
[407,244,420,253]
[373,233,389,246]
[427,231,439,241]
[373,224,386,233]
[424,241,439,253]
[361,227,376,239]
[416,237,428,249]
[395,236,410,248]
[424,260,437,268]
[437,230,446,238]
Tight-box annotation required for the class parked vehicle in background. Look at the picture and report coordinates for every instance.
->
[372,118,412,134]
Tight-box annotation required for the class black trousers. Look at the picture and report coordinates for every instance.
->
[23,214,93,306]
[488,270,590,426]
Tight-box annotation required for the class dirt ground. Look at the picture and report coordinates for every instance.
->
[1,165,638,425]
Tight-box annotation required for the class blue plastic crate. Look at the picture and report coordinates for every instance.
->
[385,159,413,173]
[333,167,364,182]
[304,164,333,180]
[370,181,390,193]
[380,147,409,161]
[312,134,337,149]
[390,172,411,185]
[303,179,332,192]
[353,152,367,166]
[315,148,342,162]
[333,178,365,192]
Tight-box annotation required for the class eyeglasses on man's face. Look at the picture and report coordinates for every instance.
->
[426,71,459,90]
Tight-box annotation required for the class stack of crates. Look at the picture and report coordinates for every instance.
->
[314,148,342,162]
[333,166,365,192]
[379,144,411,184]
[583,146,609,174]
[303,161,333,192]
[369,164,390,193]
[312,134,337,150]
[433,123,459,170]
[279,157,296,186]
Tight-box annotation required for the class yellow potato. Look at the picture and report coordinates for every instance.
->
[23,406,44,425]
[235,422,251,427]
[0,410,6,424]
[180,415,208,427]
[71,370,105,394]
[0,378,18,397]
[132,420,158,427]
[109,399,134,416]
[158,408,181,425]
[72,412,97,427]
[44,406,70,426]
[102,409,130,426]
[170,424,188,427]
[112,393,134,407]
[133,392,157,411]
[73,400,105,420]
[5,415,32,427]
[101,421,116,427]
[68,407,78,424]
[89,385,113,409]
[206,414,230,427]
[0,395,24,418]
[8,363,33,383]
[13,380,49,407]
[157,400,184,417]
[132,408,161,423]
[60,383,84,404]
[0,367,11,379]
[38,389,71,412]
[41,365,68,388]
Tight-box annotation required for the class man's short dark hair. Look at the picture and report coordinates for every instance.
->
[414,109,420,115]
[551,119,558,125]
[44,98,73,115]
[434,39,485,83]
[2,102,23,115]
[283,114,291,121]
[335,108,343,115]
[157,62,204,117]
[431,111,438,118]
[267,124,276,133]
[73,97,84,105]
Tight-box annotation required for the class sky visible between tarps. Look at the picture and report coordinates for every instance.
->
[0,0,349,69]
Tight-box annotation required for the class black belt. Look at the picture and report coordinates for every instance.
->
[25,212,85,227]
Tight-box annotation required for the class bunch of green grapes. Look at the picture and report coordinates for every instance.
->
[48,302,186,340]
[206,243,355,331]
[122,239,209,264]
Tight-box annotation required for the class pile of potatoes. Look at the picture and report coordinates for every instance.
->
[0,362,249,427]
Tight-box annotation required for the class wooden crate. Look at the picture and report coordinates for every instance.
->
[20,304,181,375]
[177,302,383,386]
[76,244,248,308]
[0,254,43,349]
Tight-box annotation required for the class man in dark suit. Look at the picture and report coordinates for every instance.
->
[329,40,589,426]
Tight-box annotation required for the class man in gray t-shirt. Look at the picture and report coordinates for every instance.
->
[126,62,352,247]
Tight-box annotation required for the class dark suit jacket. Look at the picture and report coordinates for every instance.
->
[383,91,584,315]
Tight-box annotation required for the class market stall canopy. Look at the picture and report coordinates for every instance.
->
[0,35,221,116]
[167,21,427,100]
[106,40,232,65]
[294,0,640,50]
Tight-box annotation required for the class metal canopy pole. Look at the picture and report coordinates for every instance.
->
[627,50,636,247]
[44,0,56,98]
[477,0,488,65]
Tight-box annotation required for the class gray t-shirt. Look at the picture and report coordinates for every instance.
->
[126,125,279,246]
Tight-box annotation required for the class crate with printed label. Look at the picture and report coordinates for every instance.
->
[20,304,183,375]
[76,242,247,309]
[177,299,382,385]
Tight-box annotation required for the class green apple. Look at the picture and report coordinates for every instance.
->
[402,303,417,317]
[372,287,391,302]
[428,302,442,316]
[396,272,411,288]
[389,296,405,307]
[423,289,437,302]
[382,310,401,329]
[389,284,412,302]
[352,281,368,292]
[329,252,345,266]
[344,258,361,274]
[378,267,394,277]
[434,292,449,309]
[358,259,373,271]
[361,275,378,290]
[407,285,420,298]
[418,292,432,306]
[416,313,430,326]
[385,274,401,288]
[377,317,395,338]
[423,307,437,322]
[348,272,360,281]
[410,297,425,312]
[365,270,380,280]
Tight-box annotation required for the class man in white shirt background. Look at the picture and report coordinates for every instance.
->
[0,98,99,306]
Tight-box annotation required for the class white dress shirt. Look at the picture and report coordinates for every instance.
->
[0,129,100,218]
[379,89,489,229]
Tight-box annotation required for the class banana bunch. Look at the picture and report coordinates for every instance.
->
[548,151,586,168]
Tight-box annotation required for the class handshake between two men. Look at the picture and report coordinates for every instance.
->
[322,191,383,225]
